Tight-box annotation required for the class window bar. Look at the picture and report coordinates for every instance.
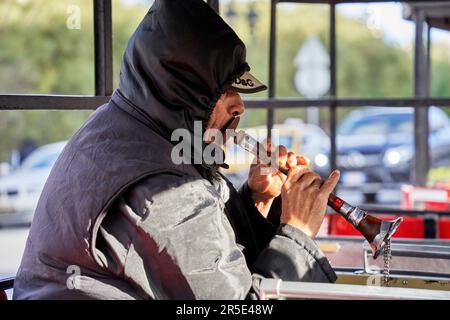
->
[93,0,113,97]
[426,23,431,97]
[413,7,430,187]
[267,0,278,139]
[0,95,108,110]
[329,2,337,173]
[243,97,450,109]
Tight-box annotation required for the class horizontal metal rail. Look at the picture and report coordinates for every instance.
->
[1,96,449,111]
[0,95,110,110]
[244,97,450,109]
[258,278,450,300]
[354,207,450,217]
[318,237,450,246]
[364,241,450,260]
[363,241,450,276]
[335,266,450,280]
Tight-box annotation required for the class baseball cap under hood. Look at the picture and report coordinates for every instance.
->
[117,0,265,139]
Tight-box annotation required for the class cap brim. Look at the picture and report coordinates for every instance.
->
[231,71,267,94]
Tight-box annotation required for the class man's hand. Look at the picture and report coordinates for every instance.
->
[281,167,340,239]
[247,139,309,217]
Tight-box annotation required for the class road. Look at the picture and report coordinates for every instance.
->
[0,226,29,278]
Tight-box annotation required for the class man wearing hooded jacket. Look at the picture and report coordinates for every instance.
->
[13,0,339,300]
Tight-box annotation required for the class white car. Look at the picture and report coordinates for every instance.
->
[0,141,67,226]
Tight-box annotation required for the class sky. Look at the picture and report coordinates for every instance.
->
[337,2,450,47]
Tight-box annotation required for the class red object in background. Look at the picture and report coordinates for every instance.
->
[435,182,450,190]
[400,184,450,239]
[401,185,415,210]
[425,201,450,211]
[386,215,425,238]
[328,214,425,238]
[401,184,450,211]
[328,214,360,237]
[424,184,450,211]
[328,184,450,239]
[439,218,450,239]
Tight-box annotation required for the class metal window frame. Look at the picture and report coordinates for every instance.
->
[0,0,113,110]
[0,0,450,219]
[264,0,450,189]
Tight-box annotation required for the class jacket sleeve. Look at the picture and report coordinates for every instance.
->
[96,174,253,300]
[238,181,337,284]
[253,224,337,283]
[237,181,278,252]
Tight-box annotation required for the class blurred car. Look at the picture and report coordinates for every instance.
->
[332,107,450,202]
[223,119,330,187]
[0,141,66,226]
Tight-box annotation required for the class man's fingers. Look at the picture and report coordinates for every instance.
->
[287,152,297,168]
[296,155,310,166]
[275,145,289,172]
[283,152,310,169]
[278,172,288,184]
[257,142,312,178]
[320,170,340,195]
[276,145,288,161]
[284,165,309,189]
[262,166,278,175]
[252,162,277,176]
[299,172,322,188]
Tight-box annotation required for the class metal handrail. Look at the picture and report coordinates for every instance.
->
[363,241,450,275]
[258,278,450,300]
[363,241,450,260]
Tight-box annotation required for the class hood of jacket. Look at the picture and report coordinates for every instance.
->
[117,0,250,140]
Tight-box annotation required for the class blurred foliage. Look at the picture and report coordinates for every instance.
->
[428,167,450,185]
[0,0,95,161]
[0,0,94,94]
[0,0,449,161]
[431,42,450,98]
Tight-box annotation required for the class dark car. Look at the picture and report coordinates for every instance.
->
[333,107,450,202]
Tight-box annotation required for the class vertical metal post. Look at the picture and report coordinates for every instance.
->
[267,0,277,139]
[329,3,337,173]
[207,0,220,14]
[413,8,430,187]
[426,23,431,97]
[94,0,113,96]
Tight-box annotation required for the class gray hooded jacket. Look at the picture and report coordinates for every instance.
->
[13,0,336,300]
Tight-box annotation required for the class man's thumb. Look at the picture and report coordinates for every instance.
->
[321,170,340,194]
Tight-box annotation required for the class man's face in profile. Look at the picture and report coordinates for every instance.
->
[205,90,244,144]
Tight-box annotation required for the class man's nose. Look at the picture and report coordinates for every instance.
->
[228,92,245,116]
